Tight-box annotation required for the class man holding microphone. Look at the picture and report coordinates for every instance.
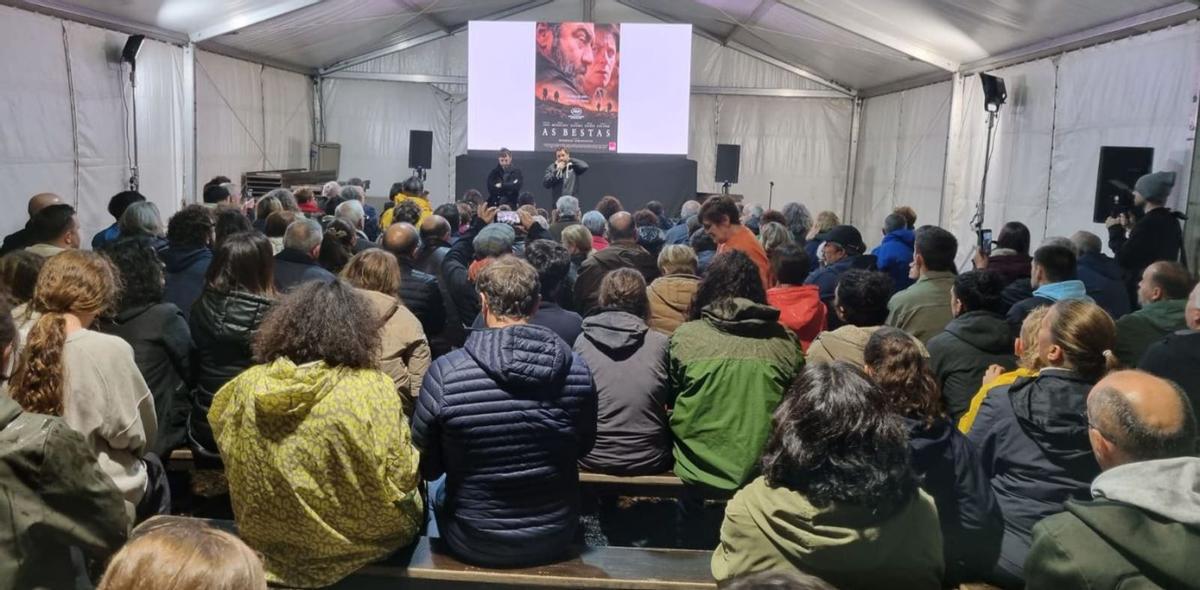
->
[486,148,524,208]
[543,147,589,201]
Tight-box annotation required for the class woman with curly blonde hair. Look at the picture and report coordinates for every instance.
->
[8,250,158,521]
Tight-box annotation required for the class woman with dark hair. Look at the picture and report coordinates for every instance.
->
[98,239,193,456]
[575,268,671,475]
[670,250,802,539]
[162,205,213,321]
[596,195,623,220]
[211,280,422,588]
[318,218,356,274]
[213,208,253,248]
[712,362,943,587]
[864,328,1002,586]
[978,221,1032,288]
[0,250,45,307]
[188,231,274,460]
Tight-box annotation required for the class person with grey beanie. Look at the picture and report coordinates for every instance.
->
[1106,170,1187,304]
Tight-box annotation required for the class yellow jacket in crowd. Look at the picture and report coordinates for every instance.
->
[380,193,432,228]
[957,367,1040,433]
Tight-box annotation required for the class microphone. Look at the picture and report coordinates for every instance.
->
[769,181,775,209]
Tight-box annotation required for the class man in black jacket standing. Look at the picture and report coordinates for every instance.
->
[486,148,523,208]
[1106,171,1186,300]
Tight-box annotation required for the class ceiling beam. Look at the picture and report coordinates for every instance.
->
[324,71,466,85]
[399,0,452,33]
[198,42,316,76]
[190,0,324,43]
[3,0,189,44]
[774,0,958,72]
[721,0,773,46]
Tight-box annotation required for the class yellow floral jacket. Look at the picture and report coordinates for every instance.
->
[210,358,423,588]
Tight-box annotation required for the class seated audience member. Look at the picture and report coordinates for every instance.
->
[321,180,341,202]
[560,223,593,310]
[958,306,1048,433]
[635,211,668,259]
[438,206,528,330]
[665,200,702,245]
[114,201,169,255]
[575,211,659,316]
[212,280,422,587]
[671,251,803,493]
[317,218,356,274]
[781,202,813,245]
[99,240,192,456]
[252,194,282,233]
[334,199,374,253]
[98,518,265,590]
[8,250,158,520]
[0,299,129,590]
[161,205,213,319]
[701,196,771,290]
[808,270,908,366]
[263,187,299,214]
[766,243,826,350]
[433,203,461,242]
[213,207,253,247]
[1025,370,1200,589]
[872,213,916,291]
[646,244,701,336]
[928,270,1017,421]
[760,209,786,228]
[1140,282,1200,410]
[0,250,44,307]
[893,205,918,229]
[550,195,581,241]
[978,221,1033,289]
[341,249,431,414]
[381,176,431,228]
[865,329,1003,585]
[413,256,596,567]
[646,200,675,231]
[758,221,793,261]
[25,203,81,258]
[416,215,453,275]
[274,218,335,292]
[711,362,943,588]
[596,195,623,220]
[1114,261,1191,366]
[575,268,672,475]
[582,210,609,251]
[1006,243,1087,339]
[383,222,447,339]
[887,226,958,343]
[968,299,1116,586]
[92,190,145,250]
[1,193,62,256]
[391,199,425,227]
[1071,230,1131,319]
[805,225,875,329]
[804,210,840,268]
[470,239,583,344]
[189,232,275,460]
[263,210,295,255]
[691,227,717,273]
[294,186,322,215]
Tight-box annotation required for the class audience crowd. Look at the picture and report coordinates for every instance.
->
[0,172,1196,590]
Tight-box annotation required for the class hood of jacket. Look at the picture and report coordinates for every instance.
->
[1032,279,1090,303]
[1077,252,1123,281]
[881,228,915,248]
[636,226,665,251]
[248,358,345,420]
[648,274,700,316]
[464,323,574,388]
[356,288,400,323]
[161,245,212,273]
[701,297,782,337]
[580,311,648,354]
[814,325,883,358]
[1133,299,1188,332]
[768,284,823,310]
[904,415,954,463]
[0,394,20,429]
[1008,368,1098,470]
[110,302,179,327]
[1091,456,1200,526]
[592,241,652,271]
[193,289,274,339]
[944,310,1012,354]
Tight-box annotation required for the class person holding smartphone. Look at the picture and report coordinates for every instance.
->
[543,147,589,201]
[486,148,524,208]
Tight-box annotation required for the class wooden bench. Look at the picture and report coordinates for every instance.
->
[144,516,716,589]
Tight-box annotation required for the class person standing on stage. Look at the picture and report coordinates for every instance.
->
[486,148,524,208]
[544,147,589,201]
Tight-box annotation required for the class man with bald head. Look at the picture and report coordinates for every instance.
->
[383,222,445,342]
[1113,260,1193,366]
[1025,370,1199,589]
[1,192,63,256]
[1140,282,1200,411]
[573,210,659,316]
[416,215,452,276]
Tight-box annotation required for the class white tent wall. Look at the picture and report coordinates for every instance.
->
[0,5,185,244]
[196,50,312,191]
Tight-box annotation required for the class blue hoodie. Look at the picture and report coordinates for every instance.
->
[161,246,213,320]
[1031,280,1090,303]
[873,229,916,292]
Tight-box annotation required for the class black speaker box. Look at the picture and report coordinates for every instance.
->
[1093,146,1154,222]
[408,130,433,170]
[715,144,740,184]
[980,73,1007,109]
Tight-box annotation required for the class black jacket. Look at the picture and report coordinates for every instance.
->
[486,165,524,207]
[1139,329,1200,417]
[967,369,1101,585]
[188,289,273,458]
[1006,295,1053,341]
[98,303,193,455]
[927,311,1018,421]
[906,416,1003,586]
[574,242,660,317]
[442,221,484,329]
[398,259,446,340]
[273,248,335,292]
[471,300,583,346]
[161,246,212,320]
[411,324,597,567]
[1108,207,1185,284]
[1076,252,1131,319]
[416,241,465,355]
[0,224,34,257]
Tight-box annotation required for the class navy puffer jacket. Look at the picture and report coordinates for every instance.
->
[412,323,597,567]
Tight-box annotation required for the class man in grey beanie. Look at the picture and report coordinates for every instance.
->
[1106,170,1186,305]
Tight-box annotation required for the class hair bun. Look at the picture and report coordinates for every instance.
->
[1101,349,1115,360]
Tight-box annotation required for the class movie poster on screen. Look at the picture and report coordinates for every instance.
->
[535,22,619,152]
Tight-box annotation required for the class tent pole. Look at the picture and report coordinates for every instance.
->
[182,43,196,203]
[843,97,862,222]
[1185,88,1200,278]
[939,72,964,228]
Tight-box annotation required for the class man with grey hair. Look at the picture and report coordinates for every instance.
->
[665,199,702,246]
[263,187,299,212]
[581,210,608,251]
[872,212,915,292]
[337,182,380,241]
[335,199,374,253]
[274,218,334,292]
[549,195,581,241]
[1025,370,1199,589]
[1072,230,1131,318]
[1140,282,1200,411]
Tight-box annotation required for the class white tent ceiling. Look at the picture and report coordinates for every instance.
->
[5,0,1196,94]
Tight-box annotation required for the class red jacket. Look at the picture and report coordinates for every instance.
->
[767,284,826,351]
[591,235,609,252]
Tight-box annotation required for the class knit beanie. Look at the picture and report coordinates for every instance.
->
[1134,171,1176,205]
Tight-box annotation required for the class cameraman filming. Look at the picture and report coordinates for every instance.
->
[1106,170,1187,302]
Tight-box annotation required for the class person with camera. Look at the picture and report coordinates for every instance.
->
[543,147,589,201]
[1106,171,1187,301]
[486,148,524,208]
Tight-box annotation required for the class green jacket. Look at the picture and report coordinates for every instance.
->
[0,394,128,590]
[669,298,803,491]
[712,476,944,589]
[887,271,957,343]
[1025,457,1200,590]
[1113,299,1187,366]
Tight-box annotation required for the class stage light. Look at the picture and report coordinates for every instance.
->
[121,34,144,65]
[980,73,1007,113]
